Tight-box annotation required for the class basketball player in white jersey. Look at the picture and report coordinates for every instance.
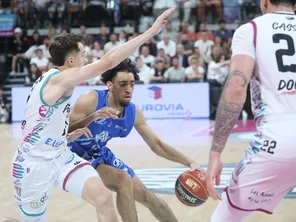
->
[206,0,296,221]
[11,7,175,222]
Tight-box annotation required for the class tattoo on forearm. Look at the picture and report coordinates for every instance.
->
[211,70,248,153]
[230,70,248,88]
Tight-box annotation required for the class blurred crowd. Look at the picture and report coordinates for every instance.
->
[0,0,261,123]
[9,21,233,87]
[0,0,258,28]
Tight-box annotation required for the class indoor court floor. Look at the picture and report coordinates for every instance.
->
[1,119,295,222]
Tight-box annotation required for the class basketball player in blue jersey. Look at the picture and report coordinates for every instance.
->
[10,7,176,222]
[68,58,201,222]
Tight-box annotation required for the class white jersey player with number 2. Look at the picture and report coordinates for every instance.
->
[10,7,175,222]
[206,1,296,222]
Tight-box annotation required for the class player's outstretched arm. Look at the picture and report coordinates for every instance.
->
[50,7,175,90]
[68,90,119,133]
[206,23,256,200]
[134,107,200,170]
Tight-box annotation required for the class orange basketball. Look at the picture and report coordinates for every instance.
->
[175,169,208,207]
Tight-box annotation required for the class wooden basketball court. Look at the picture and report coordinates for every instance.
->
[0,119,295,221]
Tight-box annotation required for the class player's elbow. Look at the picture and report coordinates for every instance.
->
[225,82,247,102]
[149,139,161,153]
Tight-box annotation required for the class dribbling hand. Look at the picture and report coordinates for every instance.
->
[189,162,205,174]
[206,152,223,201]
[149,6,176,35]
[67,127,93,142]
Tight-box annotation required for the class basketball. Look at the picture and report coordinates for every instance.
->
[175,169,208,207]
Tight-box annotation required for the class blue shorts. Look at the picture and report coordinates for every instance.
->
[91,147,135,178]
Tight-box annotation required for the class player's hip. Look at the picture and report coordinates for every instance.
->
[251,117,296,161]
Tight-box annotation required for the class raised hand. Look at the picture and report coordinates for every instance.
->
[149,6,176,35]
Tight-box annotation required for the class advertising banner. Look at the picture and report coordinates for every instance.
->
[12,83,209,121]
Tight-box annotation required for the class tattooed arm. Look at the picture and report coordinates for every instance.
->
[206,22,257,201]
[211,63,252,154]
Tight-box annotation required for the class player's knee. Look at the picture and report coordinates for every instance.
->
[91,186,113,209]
[116,170,133,192]
[82,177,113,208]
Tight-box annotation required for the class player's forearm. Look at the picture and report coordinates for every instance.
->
[57,29,155,88]
[211,70,248,154]
[68,114,95,133]
[153,141,193,167]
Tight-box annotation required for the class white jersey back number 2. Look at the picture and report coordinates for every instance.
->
[232,12,296,121]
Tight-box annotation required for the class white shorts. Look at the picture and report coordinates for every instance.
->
[11,148,99,221]
[225,149,296,214]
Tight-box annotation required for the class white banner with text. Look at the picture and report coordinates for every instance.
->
[12,83,209,121]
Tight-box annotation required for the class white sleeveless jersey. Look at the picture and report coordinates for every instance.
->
[232,12,296,125]
[19,68,71,160]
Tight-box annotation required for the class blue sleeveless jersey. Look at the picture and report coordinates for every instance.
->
[69,90,136,160]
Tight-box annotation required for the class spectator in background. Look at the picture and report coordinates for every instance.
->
[214,35,231,58]
[179,0,198,23]
[194,31,214,57]
[157,34,176,57]
[185,56,205,82]
[96,26,109,45]
[164,57,186,83]
[30,31,42,47]
[140,46,155,67]
[48,27,56,42]
[30,49,49,73]
[38,37,51,59]
[210,45,223,62]
[80,25,93,46]
[188,46,206,68]
[179,34,194,56]
[140,38,158,57]
[196,23,214,41]
[154,48,171,69]
[11,27,28,74]
[207,54,230,86]
[160,22,178,42]
[0,88,10,123]
[118,31,127,44]
[25,63,42,85]
[67,0,87,26]
[150,60,167,83]
[176,44,189,68]
[198,0,223,22]
[178,23,196,43]
[104,33,120,53]
[60,27,69,34]
[214,19,233,44]
[92,41,104,59]
[136,56,152,84]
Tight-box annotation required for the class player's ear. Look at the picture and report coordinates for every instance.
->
[261,0,268,13]
[66,56,74,67]
[107,81,113,92]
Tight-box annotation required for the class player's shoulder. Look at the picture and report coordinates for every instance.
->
[44,68,61,77]
[232,22,254,41]
[76,90,98,106]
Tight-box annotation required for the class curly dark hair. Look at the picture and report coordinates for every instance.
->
[101,58,140,84]
[49,33,82,66]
